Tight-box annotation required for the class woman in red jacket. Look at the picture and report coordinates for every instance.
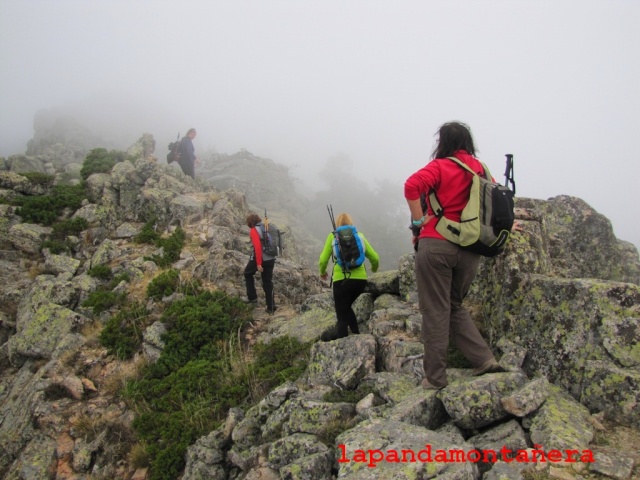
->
[404,122,504,390]
[244,213,277,314]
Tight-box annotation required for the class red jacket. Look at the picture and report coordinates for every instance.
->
[404,150,487,241]
[250,227,264,266]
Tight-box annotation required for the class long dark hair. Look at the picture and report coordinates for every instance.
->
[431,121,477,159]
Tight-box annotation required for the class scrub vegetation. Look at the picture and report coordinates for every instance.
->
[109,290,311,480]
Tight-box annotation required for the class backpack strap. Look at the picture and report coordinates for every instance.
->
[428,156,492,218]
[446,156,492,179]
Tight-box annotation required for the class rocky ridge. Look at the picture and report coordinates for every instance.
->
[0,131,638,479]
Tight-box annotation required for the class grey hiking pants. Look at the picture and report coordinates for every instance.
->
[415,238,496,387]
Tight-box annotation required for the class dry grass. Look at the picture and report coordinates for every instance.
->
[79,320,104,346]
[126,269,156,302]
[57,348,81,368]
[27,262,45,279]
[72,413,104,442]
[101,356,148,397]
[128,443,150,469]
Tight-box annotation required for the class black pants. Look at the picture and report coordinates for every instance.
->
[333,279,367,338]
[178,159,195,179]
[244,258,275,310]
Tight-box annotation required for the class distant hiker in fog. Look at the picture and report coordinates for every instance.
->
[318,212,379,339]
[178,128,200,179]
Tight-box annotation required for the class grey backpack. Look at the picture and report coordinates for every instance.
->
[257,222,282,257]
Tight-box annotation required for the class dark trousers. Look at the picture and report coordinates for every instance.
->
[333,279,367,338]
[244,258,275,310]
[178,159,195,179]
[416,238,496,387]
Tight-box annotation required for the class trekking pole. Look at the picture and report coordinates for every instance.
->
[504,154,516,195]
[327,204,337,231]
[326,204,339,288]
[263,208,273,254]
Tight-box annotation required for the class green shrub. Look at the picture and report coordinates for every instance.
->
[99,303,150,359]
[146,269,201,300]
[147,228,186,268]
[21,172,55,187]
[251,336,311,393]
[133,219,160,244]
[109,272,131,289]
[50,183,86,210]
[122,290,310,480]
[80,148,127,180]
[13,183,86,225]
[82,290,126,315]
[147,269,179,300]
[134,221,187,268]
[154,291,250,373]
[51,217,88,240]
[14,195,59,225]
[88,264,113,280]
[42,239,70,254]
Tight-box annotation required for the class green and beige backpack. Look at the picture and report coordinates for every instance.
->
[429,156,515,257]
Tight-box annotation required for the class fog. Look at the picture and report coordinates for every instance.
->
[1,0,639,249]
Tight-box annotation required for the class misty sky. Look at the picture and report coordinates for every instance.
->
[1,0,639,249]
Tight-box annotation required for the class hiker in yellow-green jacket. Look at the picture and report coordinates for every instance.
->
[318,212,379,339]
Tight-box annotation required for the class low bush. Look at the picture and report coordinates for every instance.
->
[99,303,150,360]
[134,220,187,268]
[146,269,201,300]
[88,264,113,280]
[51,217,88,240]
[122,291,310,480]
[133,219,160,244]
[149,228,186,268]
[80,148,128,180]
[21,172,55,187]
[153,291,250,373]
[14,183,86,225]
[42,239,70,254]
[14,195,60,225]
[146,269,179,300]
[82,290,126,315]
[251,336,311,396]
[109,272,131,289]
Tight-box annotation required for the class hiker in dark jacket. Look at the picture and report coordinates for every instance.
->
[177,128,199,179]
[404,121,505,390]
[244,213,277,314]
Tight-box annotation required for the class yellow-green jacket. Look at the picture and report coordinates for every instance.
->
[318,230,380,282]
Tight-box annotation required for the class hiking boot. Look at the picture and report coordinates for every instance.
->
[321,326,339,342]
[243,298,258,305]
[265,306,278,315]
[421,378,444,390]
[473,359,507,376]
